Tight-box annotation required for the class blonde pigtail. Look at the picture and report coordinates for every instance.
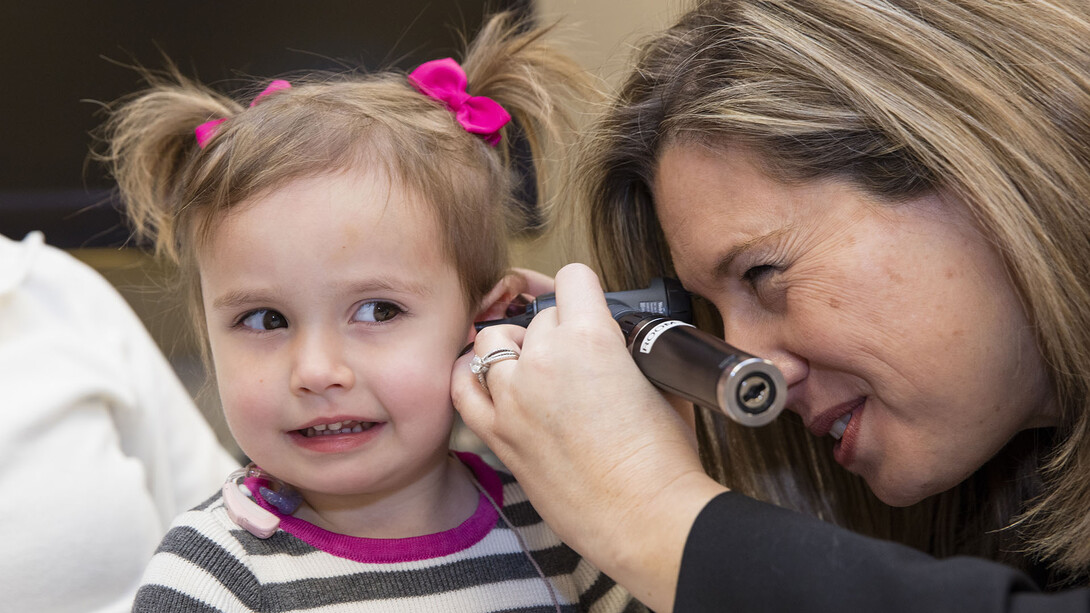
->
[95,68,242,264]
[460,12,594,218]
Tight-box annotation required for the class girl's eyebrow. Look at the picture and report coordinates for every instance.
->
[211,289,277,311]
[345,278,435,299]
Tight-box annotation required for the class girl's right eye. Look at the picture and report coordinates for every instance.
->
[238,309,288,331]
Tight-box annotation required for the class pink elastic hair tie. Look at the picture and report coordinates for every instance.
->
[408,58,511,146]
[194,79,292,148]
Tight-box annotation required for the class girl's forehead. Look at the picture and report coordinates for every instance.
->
[197,173,463,304]
[201,176,418,268]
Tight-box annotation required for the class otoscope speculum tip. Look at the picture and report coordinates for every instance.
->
[738,373,775,413]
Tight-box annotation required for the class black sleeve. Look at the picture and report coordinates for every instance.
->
[674,492,1090,613]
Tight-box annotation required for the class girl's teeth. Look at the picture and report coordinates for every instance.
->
[830,412,853,441]
[302,420,368,437]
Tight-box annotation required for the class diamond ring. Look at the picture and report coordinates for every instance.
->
[469,348,520,391]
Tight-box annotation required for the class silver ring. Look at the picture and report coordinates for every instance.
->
[470,348,520,391]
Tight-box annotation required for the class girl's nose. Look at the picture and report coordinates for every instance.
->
[290,331,356,395]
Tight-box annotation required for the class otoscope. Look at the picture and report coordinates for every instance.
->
[475,278,787,427]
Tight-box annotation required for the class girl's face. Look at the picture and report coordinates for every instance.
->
[653,144,1058,506]
[198,169,474,506]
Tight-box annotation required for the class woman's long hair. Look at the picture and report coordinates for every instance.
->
[574,0,1090,582]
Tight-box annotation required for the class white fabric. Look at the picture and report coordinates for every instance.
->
[0,232,240,613]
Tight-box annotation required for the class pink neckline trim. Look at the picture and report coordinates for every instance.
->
[248,451,503,563]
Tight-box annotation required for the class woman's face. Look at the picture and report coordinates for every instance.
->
[653,144,1057,506]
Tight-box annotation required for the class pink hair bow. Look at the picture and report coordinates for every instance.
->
[408,58,510,146]
[195,80,292,148]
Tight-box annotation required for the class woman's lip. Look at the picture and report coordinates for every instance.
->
[833,406,863,468]
[807,397,866,437]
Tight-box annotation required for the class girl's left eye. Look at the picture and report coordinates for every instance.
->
[353,301,404,323]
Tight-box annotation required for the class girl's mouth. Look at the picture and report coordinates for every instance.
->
[297,420,378,438]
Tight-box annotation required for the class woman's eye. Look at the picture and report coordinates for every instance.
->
[353,301,403,323]
[742,264,778,285]
[239,309,288,331]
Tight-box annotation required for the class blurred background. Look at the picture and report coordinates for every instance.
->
[0,0,684,458]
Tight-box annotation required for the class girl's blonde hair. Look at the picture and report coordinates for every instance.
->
[576,0,1090,582]
[98,12,587,359]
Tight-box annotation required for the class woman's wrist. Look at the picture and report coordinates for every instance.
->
[601,463,728,612]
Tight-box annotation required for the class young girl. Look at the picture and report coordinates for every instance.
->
[100,13,647,612]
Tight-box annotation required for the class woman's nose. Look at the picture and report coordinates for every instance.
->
[721,316,808,389]
[754,346,808,389]
[290,331,356,395]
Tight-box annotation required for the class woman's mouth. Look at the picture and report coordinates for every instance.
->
[808,397,865,439]
[829,400,865,469]
[830,412,854,440]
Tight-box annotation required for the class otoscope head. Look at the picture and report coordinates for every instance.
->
[719,358,786,427]
[613,308,786,427]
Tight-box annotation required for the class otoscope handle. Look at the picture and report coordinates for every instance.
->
[474,277,691,331]
[612,308,787,427]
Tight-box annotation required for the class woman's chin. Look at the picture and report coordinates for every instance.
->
[866,475,944,508]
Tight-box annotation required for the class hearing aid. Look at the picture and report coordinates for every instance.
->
[221,465,302,538]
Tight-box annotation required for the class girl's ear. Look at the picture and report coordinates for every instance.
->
[474,272,525,324]
[468,268,555,341]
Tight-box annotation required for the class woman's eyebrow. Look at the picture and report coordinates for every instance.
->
[713,226,792,280]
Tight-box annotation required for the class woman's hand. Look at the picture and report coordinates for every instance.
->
[509,266,555,297]
[453,263,726,611]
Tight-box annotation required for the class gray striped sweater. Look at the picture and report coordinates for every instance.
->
[133,452,649,612]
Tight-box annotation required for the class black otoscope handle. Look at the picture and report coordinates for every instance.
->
[475,277,692,330]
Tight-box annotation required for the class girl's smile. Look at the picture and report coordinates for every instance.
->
[288,418,386,453]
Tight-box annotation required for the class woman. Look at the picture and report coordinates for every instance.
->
[453,0,1090,610]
